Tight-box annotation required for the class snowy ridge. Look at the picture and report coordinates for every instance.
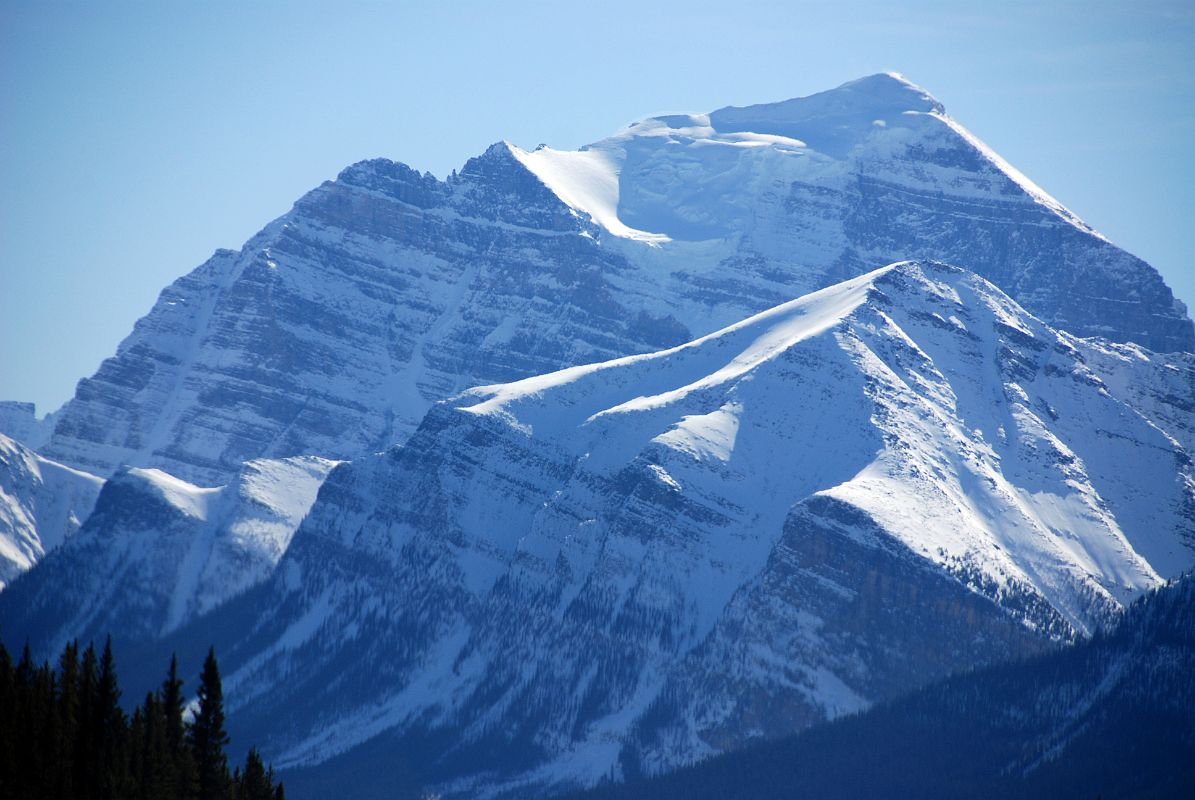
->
[126,466,221,521]
[89,260,1195,800]
[0,432,103,588]
[463,265,885,425]
[929,111,1099,237]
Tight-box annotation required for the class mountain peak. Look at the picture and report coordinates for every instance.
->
[707,71,943,154]
[838,71,943,109]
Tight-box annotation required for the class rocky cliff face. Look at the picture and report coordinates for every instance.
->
[53,261,1185,799]
[37,73,1193,485]
[0,433,103,588]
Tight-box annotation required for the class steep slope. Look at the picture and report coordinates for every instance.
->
[114,261,1194,799]
[572,574,1195,800]
[1080,338,1195,455]
[0,432,103,589]
[0,455,336,654]
[38,73,1193,484]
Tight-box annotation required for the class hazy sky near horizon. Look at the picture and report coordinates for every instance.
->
[2,0,1193,413]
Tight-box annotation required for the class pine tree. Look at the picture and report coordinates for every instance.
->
[163,654,198,799]
[0,640,281,800]
[13,643,40,800]
[237,748,276,800]
[14,643,34,686]
[56,642,80,800]
[32,660,58,797]
[140,689,173,800]
[0,642,14,799]
[189,647,231,800]
[96,638,127,800]
[77,643,98,800]
[129,704,147,798]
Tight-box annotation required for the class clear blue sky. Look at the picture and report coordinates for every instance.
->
[2,0,1192,414]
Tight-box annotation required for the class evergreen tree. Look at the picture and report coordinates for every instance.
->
[56,642,80,800]
[129,704,147,798]
[0,643,14,798]
[189,647,231,800]
[163,654,198,799]
[32,659,58,797]
[236,748,276,800]
[77,643,98,800]
[13,643,41,800]
[0,639,282,800]
[96,638,127,800]
[135,690,173,800]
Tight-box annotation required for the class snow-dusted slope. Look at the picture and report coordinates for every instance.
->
[101,261,1193,799]
[0,454,337,654]
[1079,339,1195,456]
[0,432,103,588]
[37,74,1192,484]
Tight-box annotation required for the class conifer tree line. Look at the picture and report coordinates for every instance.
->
[0,637,284,800]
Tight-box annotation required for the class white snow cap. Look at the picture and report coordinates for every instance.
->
[511,72,1091,245]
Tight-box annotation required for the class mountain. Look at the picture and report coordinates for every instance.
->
[0,432,103,589]
[0,454,336,655]
[570,573,1195,800]
[54,260,1187,800]
[34,73,1193,485]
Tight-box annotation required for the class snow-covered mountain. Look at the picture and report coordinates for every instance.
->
[33,73,1193,485]
[3,73,1194,800]
[0,432,103,588]
[0,454,336,654]
[55,260,1186,800]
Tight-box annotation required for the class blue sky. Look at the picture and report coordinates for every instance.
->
[2,0,1193,413]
